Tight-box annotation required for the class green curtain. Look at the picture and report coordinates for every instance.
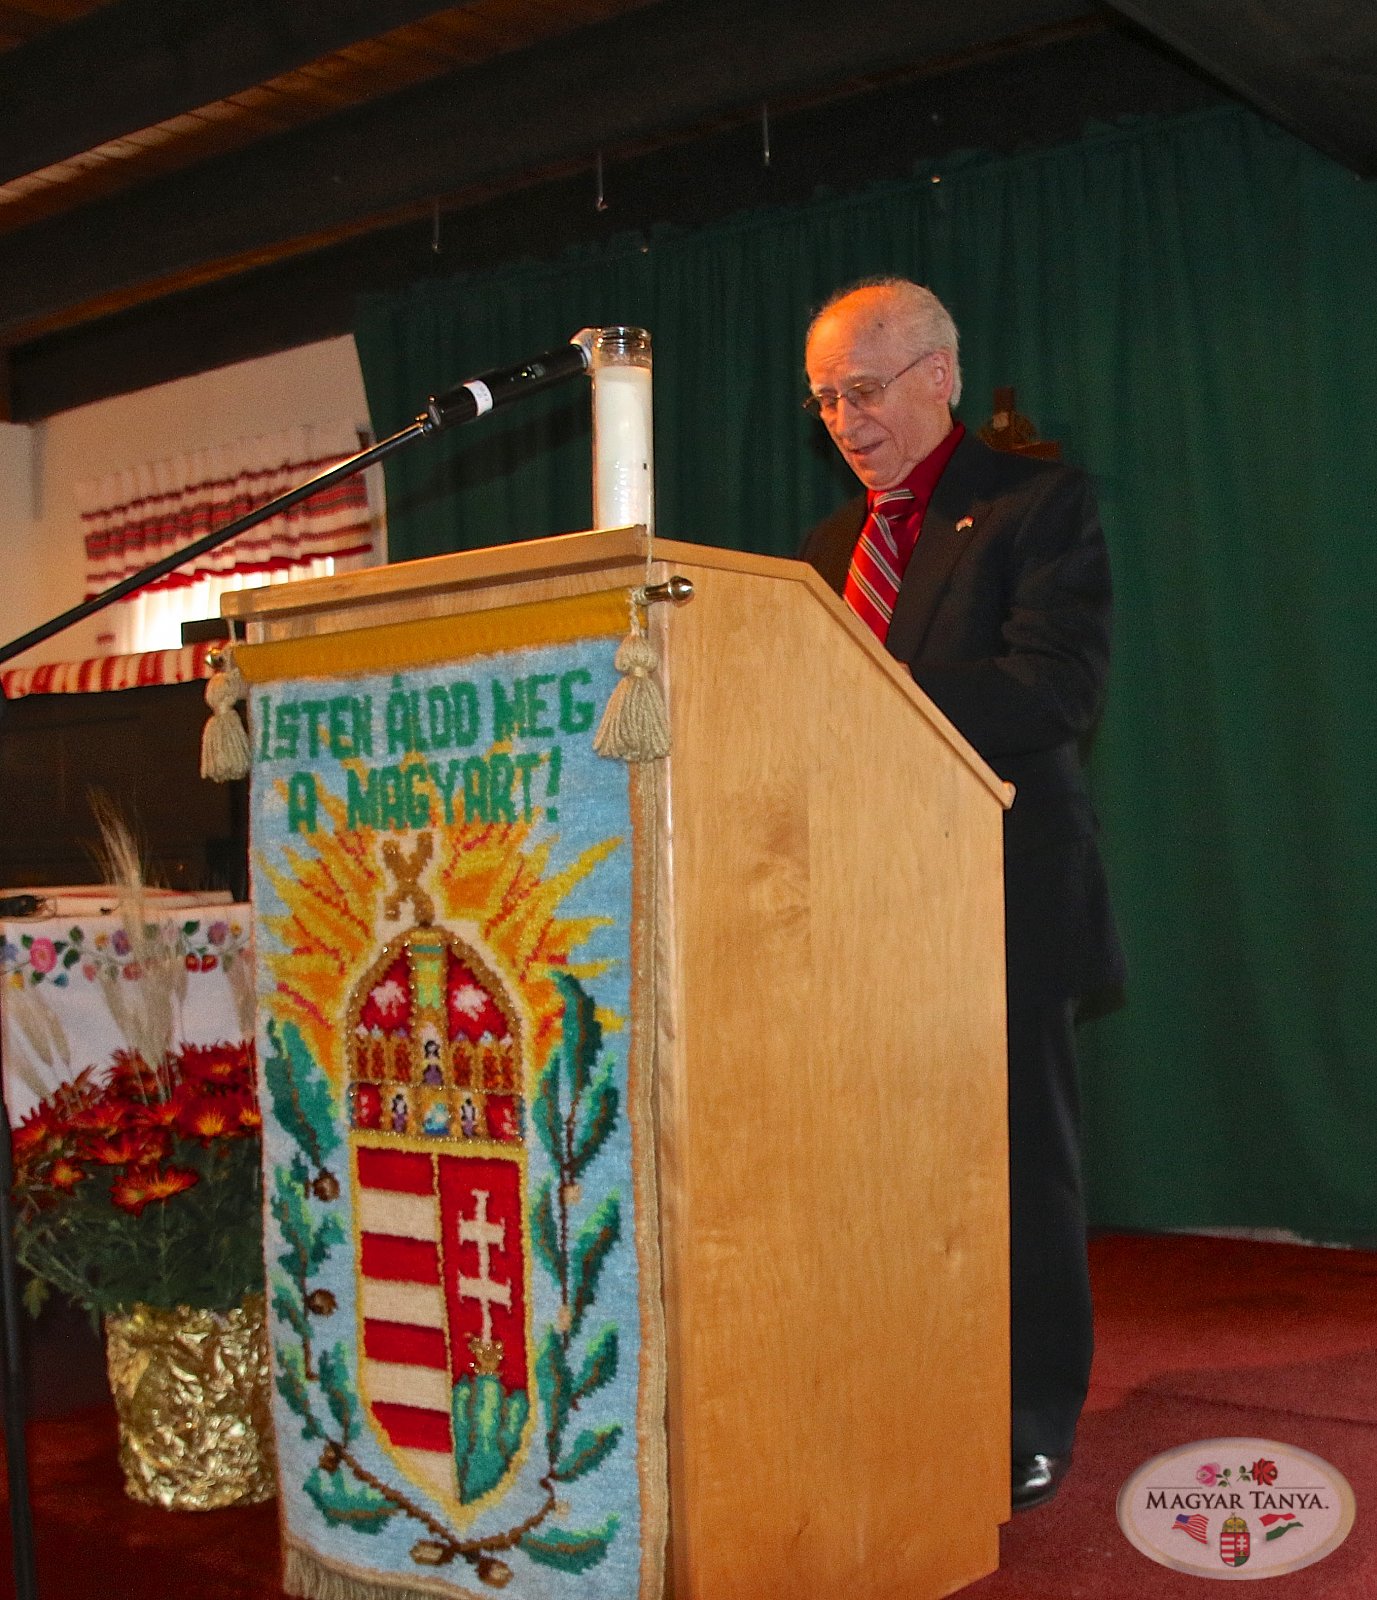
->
[356,104,1377,1244]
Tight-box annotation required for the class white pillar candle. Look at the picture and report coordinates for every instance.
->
[593,363,653,534]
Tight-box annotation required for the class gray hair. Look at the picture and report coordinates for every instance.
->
[808,276,963,407]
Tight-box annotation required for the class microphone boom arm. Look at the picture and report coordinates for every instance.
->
[0,339,592,671]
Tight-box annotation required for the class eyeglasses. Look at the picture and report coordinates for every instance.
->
[803,350,934,418]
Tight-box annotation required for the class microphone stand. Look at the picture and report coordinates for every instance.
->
[0,340,590,1598]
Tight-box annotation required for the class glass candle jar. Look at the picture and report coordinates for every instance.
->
[588,326,653,534]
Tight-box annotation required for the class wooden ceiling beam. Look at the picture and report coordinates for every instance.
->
[7,22,1223,421]
[0,4,54,47]
[1103,0,1377,176]
[0,0,1089,341]
[0,0,470,187]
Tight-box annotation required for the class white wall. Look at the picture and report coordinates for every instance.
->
[0,336,373,670]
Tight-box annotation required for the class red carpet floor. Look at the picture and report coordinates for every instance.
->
[969,1233,1377,1600]
[1,1232,1374,1598]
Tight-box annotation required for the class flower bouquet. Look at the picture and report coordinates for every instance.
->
[11,1036,263,1318]
[4,891,274,1509]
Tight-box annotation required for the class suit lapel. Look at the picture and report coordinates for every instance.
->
[802,494,866,596]
[885,432,986,663]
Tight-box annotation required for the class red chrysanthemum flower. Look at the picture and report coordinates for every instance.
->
[179,1041,253,1089]
[65,1101,127,1138]
[105,1051,165,1104]
[83,1132,164,1171]
[46,1158,87,1192]
[177,1102,234,1143]
[109,1169,153,1215]
[12,1109,59,1162]
[110,1163,199,1216]
[132,1097,180,1130]
[140,1166,199,1204]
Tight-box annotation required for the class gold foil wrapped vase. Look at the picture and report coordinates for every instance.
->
[103,1293,277,1510]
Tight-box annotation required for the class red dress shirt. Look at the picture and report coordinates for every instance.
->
[865,421,966,576]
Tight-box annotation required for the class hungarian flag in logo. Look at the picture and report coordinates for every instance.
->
[1261,1512,1304,1541]
[1220,1514,1251,1567]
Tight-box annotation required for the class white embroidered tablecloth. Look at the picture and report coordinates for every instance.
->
[1,903,253,1125]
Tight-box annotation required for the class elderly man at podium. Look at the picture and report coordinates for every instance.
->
[800,277,1125,1512]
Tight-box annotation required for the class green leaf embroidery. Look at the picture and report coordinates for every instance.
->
[271,1279,310,1341]
[553,1424,622,1483]
[570,1066,619,1178]
[263,1020,340,1166]
[275,1344,323,1440]
[452,1375,530,1501]
[551,969,601,1099]
[317,1344,357,1440]
[573,1324,618,1402]
[535,1329,574,1459]
[271,1162,344,1279]
[530,1180,561,1283]
[569,1193,621,1339]
[531,1059,563,1166]
[303,1467,397,1531]
[519,1515,620,1574]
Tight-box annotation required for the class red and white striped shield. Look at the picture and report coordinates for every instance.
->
[1220,1515,1252,1568]
[346,925,534,1521]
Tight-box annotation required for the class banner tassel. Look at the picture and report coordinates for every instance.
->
[593,609,669,763]
[201,647,252,782]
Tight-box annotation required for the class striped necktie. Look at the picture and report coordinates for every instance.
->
[843,488,915,641]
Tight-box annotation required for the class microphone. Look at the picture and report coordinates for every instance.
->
[423,340,591,433]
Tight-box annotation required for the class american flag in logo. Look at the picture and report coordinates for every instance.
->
[1174,1512,1209,1543]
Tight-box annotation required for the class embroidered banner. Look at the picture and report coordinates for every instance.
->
[245,593,666,1600]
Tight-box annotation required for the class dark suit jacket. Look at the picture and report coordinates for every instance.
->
[801,431,1125,1005]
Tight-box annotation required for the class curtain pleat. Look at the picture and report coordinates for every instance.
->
[79,423,374,593]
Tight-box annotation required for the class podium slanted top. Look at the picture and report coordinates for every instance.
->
[220,524,1011,809]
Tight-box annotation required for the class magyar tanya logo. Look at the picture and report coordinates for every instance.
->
[1117,1438,1354,1579]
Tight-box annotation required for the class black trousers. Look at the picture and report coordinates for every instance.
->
[1007,993,1093,1458]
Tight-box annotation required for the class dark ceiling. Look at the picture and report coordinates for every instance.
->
[0,0,1370,421]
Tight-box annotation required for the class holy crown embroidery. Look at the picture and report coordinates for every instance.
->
[348,926,524,1148]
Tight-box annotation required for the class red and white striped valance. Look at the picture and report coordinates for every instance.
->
[1,641,220,699]
[79,422,375,598]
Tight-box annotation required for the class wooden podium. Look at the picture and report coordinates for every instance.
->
[225,525,1012,1600]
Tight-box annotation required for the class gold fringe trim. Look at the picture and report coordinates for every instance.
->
[628,754,671,1600]
[237,590,627,685]
[283,1544,483,1600]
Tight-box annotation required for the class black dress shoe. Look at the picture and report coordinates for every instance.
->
[1011,1452,1070,1511]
